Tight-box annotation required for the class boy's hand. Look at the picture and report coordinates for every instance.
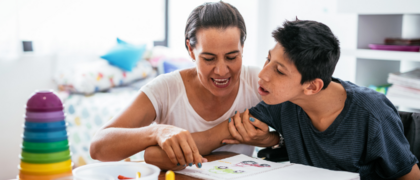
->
[223,109,276,146]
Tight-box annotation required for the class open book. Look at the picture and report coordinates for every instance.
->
[175,154,359,180]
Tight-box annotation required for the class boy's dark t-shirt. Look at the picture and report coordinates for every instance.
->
[249,78,418,179]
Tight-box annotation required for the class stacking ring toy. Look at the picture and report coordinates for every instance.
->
[19,159,72,175]
[18,170,72,180]
[21,140,69,153]
[25,116,66,123]
[25,111,65,119]
[20,149,71,164]
[24,121,67,132]
[23,130,68,143]
[26,91,64,112]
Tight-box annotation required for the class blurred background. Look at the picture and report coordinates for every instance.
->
[1,0,420,179]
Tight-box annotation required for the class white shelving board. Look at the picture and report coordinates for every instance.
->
[342,49,420,62]
[387,95,420,110]
[337,0,420,14]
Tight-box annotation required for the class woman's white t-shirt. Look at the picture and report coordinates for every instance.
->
[140,66,262,156]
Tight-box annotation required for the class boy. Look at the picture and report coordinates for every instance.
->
[226,20,420,179]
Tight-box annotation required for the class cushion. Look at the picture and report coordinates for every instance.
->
[54,59,153,94]
[100,38,146,71]
[116,38,128,45]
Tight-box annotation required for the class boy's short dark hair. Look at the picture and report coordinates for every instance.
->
[272,19,340,89]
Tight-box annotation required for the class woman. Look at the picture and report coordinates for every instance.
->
[90,1,266,170]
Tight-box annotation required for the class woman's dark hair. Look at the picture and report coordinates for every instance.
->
[272,19,340,89]
[185,1,246,50]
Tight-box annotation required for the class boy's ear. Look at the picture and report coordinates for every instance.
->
[186,39,196,61]
[303,79,324,95]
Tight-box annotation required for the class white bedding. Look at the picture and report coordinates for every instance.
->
[54,59,153,94]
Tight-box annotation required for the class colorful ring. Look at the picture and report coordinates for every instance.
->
[23,130,68,143]
[25,111,65,120]
[26,106,64,112]
[24,121,67,132]
[20,149,71,164]
[22,140,69,153]
[25,116,66,123]
[23,130,67,139]
[19,159,72,175]
[18,170,72,180]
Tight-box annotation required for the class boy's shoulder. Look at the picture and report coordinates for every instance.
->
[337,78,398,121]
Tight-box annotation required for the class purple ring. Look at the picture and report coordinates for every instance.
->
[25,116,66,123]
[26,106,64,112]
[25,111,65,119]
[25,90,64,112]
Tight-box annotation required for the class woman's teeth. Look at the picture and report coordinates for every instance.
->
[213,78,229,85]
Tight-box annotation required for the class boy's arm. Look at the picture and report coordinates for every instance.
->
[398,164,420,180]
[366,112,419,179]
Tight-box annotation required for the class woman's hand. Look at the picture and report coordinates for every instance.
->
[223,109,279,147]
[145,145,208,171]
[153,125,203,168]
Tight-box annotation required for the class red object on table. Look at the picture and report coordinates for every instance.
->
[118,175,134,179]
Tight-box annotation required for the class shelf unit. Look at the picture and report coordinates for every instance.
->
[387,95,420,110]
[341,49,420,62]
[337,0,420,14]
[337,1,420,111]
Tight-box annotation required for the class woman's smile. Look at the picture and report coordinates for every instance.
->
[211,77,231,88]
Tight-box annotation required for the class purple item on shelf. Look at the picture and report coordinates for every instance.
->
[25,116,66,123]
[368,44,420,52]
[25,111,65,119]
[26,90,64,112]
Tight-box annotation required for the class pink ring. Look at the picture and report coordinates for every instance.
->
[25,116,66,123]
[25,111,65,119]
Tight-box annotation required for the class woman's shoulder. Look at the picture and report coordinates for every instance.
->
[241,65,261,85]
[241,65,261,78]
[141,70,183,91]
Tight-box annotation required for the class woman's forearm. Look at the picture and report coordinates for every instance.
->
[143,120,231,169]
[144,146,187,171]
[191,120,233,155]
[90,126,157,161]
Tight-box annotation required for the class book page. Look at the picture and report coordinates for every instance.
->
[175,154,359,180]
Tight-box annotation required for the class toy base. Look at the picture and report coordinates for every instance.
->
[18,170,72,180]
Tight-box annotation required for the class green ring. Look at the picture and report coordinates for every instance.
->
[20,149,71,164]
[22,140,69,153]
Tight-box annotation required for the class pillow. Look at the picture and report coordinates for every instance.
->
[116,38,128,45]
[54,59,153,94]
[100,38,146,71]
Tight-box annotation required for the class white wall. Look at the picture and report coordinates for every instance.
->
[0,55,56,179]
[0,0,19,60]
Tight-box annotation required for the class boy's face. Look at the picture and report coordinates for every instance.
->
[258,43,305,105]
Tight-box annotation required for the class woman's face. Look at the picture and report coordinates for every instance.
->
[188,27,243,97]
